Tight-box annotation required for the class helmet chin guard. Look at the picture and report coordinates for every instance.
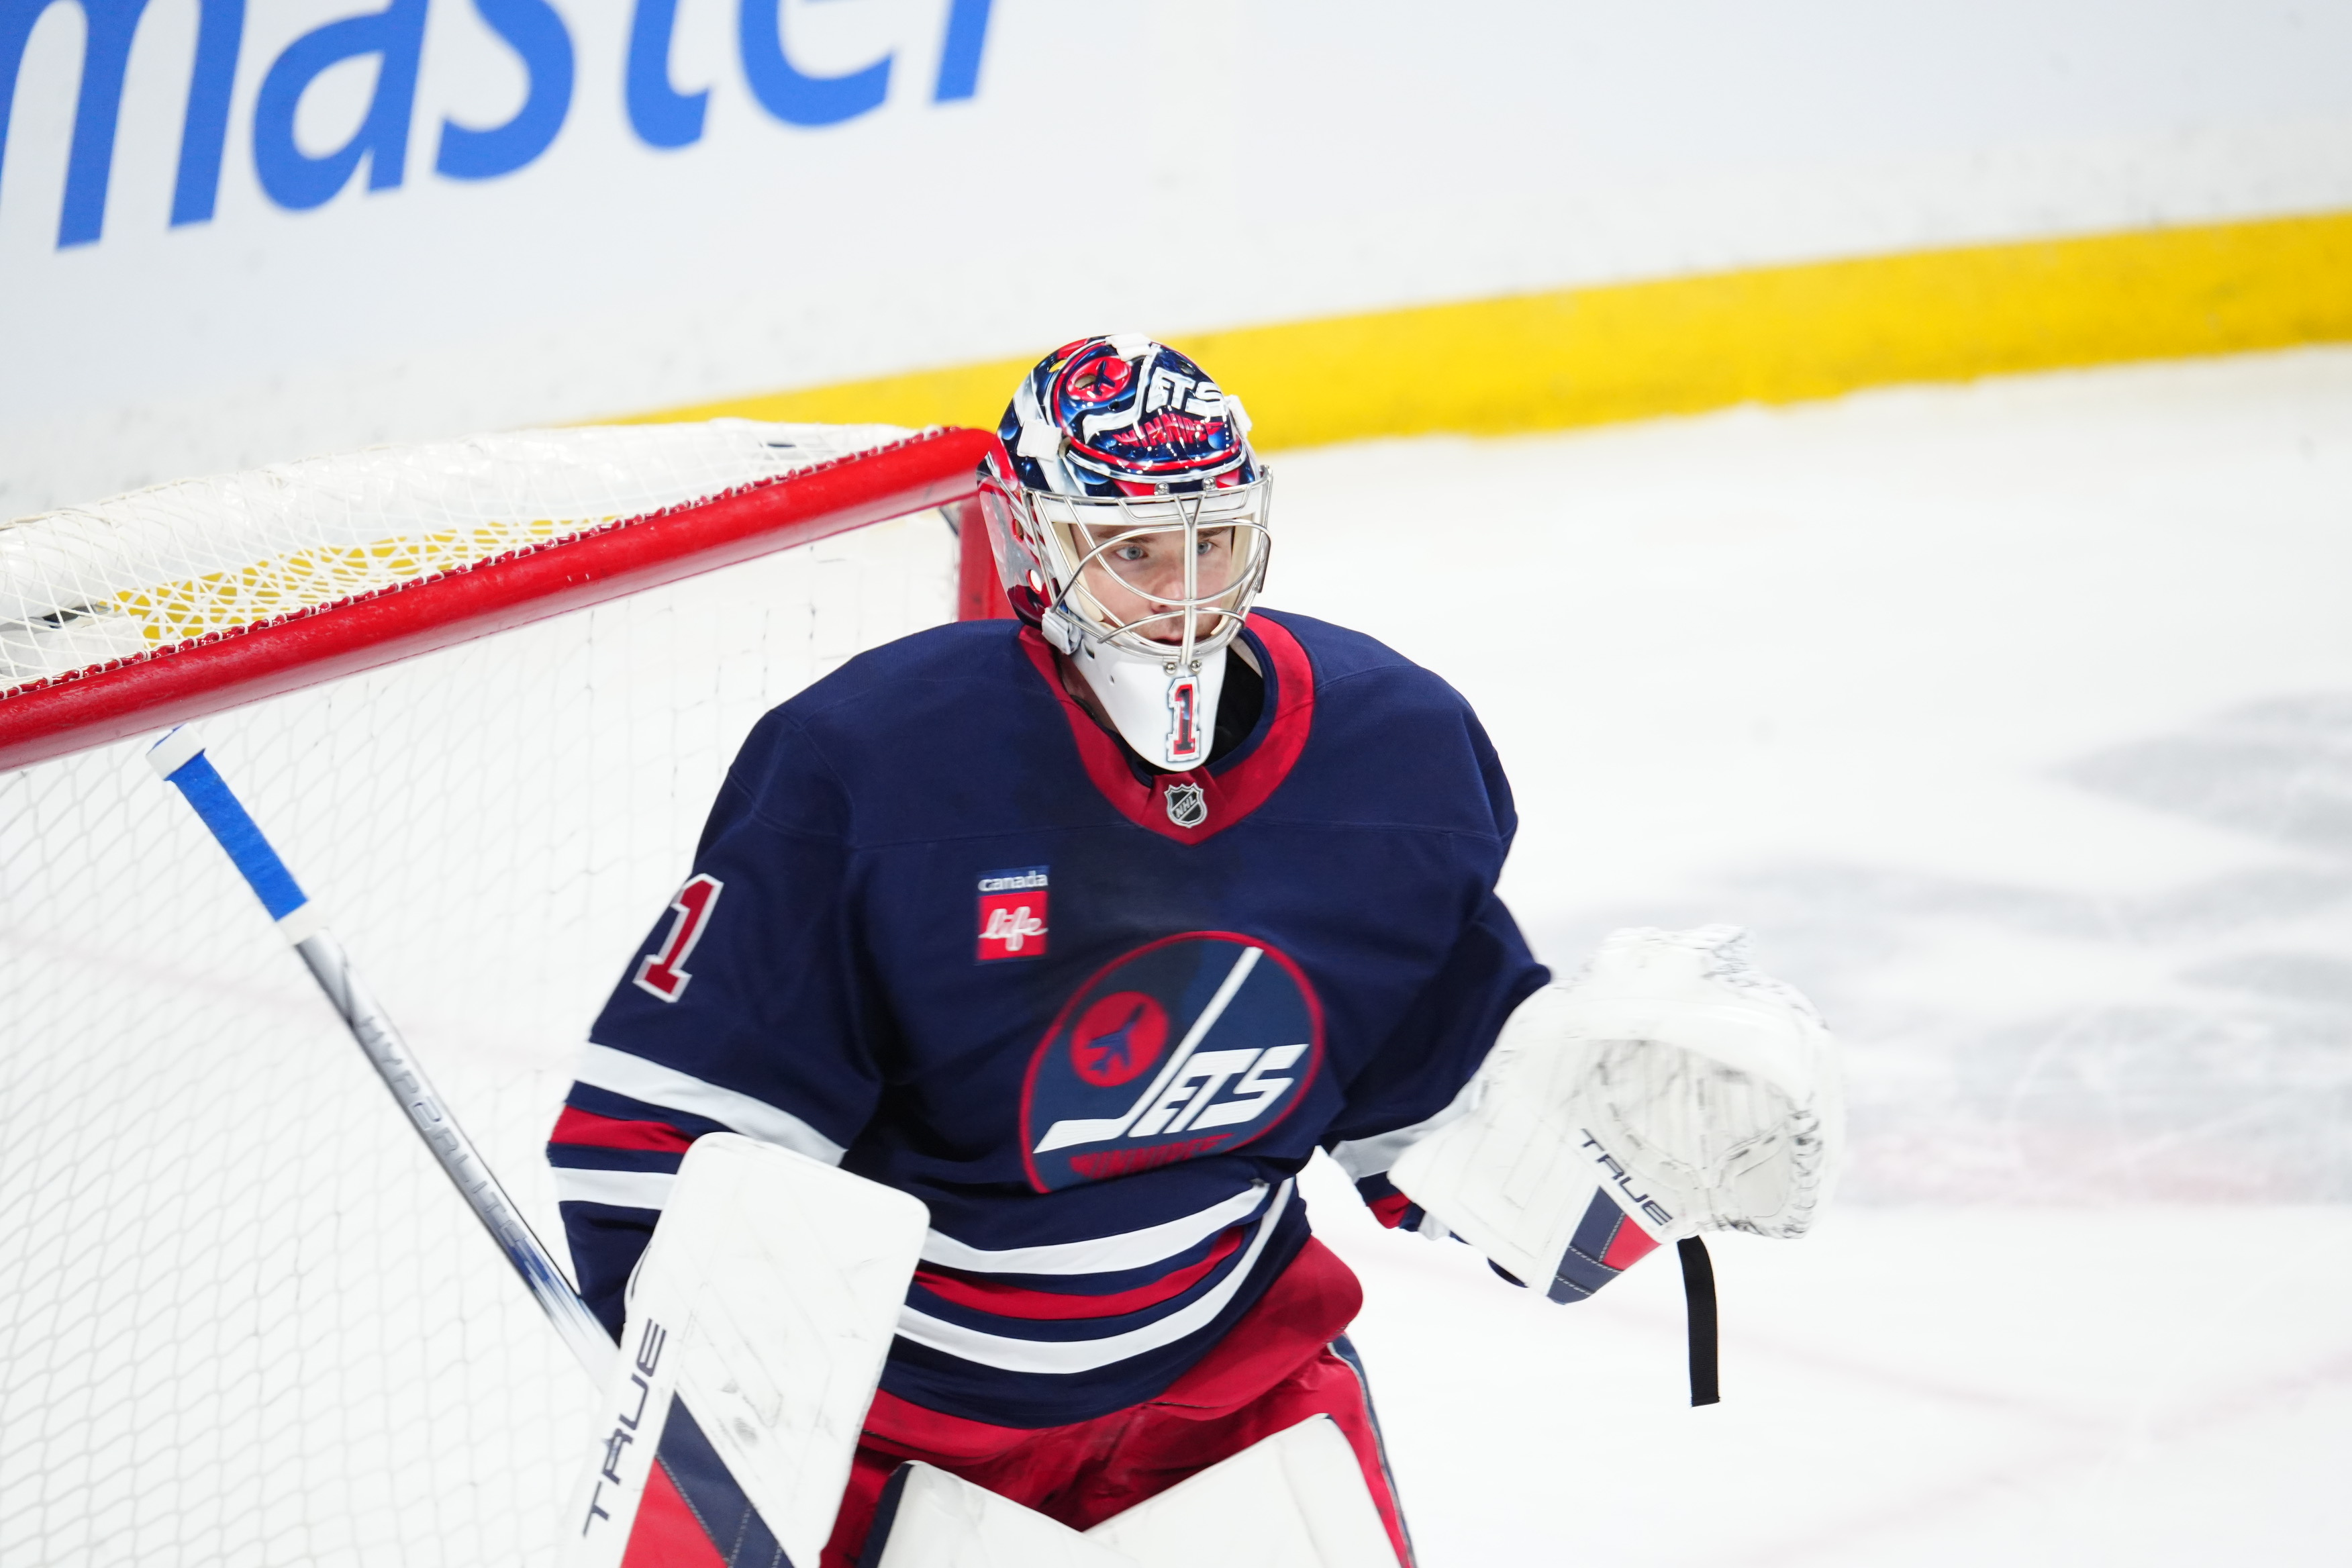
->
[981,336,1272,770]
[1052,632,1230,771]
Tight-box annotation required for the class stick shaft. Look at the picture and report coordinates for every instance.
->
[150,728,614,1382]
[295,929,616,1379]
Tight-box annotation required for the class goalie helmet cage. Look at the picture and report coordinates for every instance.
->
[0,422,1007,1568]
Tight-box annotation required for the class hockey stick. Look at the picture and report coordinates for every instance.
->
[148,724,616,1382]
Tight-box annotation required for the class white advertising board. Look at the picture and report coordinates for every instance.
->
[3,0,2349,508]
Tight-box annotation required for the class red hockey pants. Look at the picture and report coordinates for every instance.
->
[820,1237,1414,1567]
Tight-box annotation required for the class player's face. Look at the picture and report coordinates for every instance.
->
[1077,525,1238,645]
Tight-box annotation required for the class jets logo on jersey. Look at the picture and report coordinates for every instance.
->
[1069,992,1167,1087]
[1020,932,1322,1191]
[977,866,1048,961]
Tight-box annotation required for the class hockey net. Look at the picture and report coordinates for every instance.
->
[0,422,1001,1567]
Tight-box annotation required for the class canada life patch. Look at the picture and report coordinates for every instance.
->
[1020,932,1322,1191]
[976,867,1048,961]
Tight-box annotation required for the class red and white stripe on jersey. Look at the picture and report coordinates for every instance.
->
[549,1044,844,1214]
[1326,1089,1479,1240]
[548,1046,1302,1387]
[573,1042,844,1162]
[895,1181,1294,1375]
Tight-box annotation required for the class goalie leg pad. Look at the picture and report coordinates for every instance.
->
[1083,1414,1401,1568]
[858,1464,1141,1568]
[849,1416,1402,1568]
[824,1351,1415,1567]
[818,1239,1410,1566]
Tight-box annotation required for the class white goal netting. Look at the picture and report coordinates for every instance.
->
[0,424,961,1567]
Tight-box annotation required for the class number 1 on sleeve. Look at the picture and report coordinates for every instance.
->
[634,875,724,1001]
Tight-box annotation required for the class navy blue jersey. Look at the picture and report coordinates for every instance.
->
[549,609,1547,1428]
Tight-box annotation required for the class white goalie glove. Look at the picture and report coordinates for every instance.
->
[1389,926,1843,1302]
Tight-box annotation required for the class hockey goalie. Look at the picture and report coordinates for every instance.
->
[546,336,1846,1566]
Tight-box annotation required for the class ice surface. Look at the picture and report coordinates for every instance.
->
[1305,1168,2352,1568]
[1276,346,2352,1208]
[3,348,2347,1565]
[1272,346,2352,1566]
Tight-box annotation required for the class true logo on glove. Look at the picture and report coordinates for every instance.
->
[1581,1129,1675,1228]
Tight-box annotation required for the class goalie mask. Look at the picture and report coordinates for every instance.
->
[979,335,1272,770]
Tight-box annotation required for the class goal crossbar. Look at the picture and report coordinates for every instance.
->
[0,424,999,773]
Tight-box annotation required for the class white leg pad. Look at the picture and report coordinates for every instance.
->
[560,1132,930,1568]
[864,1463,1142,1568]
[1085,1416,1398,1568]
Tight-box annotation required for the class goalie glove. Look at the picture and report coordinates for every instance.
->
[1389,926,1844,1301]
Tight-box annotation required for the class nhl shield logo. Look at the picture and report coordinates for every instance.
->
[1020,932,1323,1191]
[1164,781,1208,828]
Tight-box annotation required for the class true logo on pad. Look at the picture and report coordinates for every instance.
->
[976,867,1048,961]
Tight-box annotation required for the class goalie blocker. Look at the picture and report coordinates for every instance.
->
[562,1134,929,1568]
[1388,926,1845,1404]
